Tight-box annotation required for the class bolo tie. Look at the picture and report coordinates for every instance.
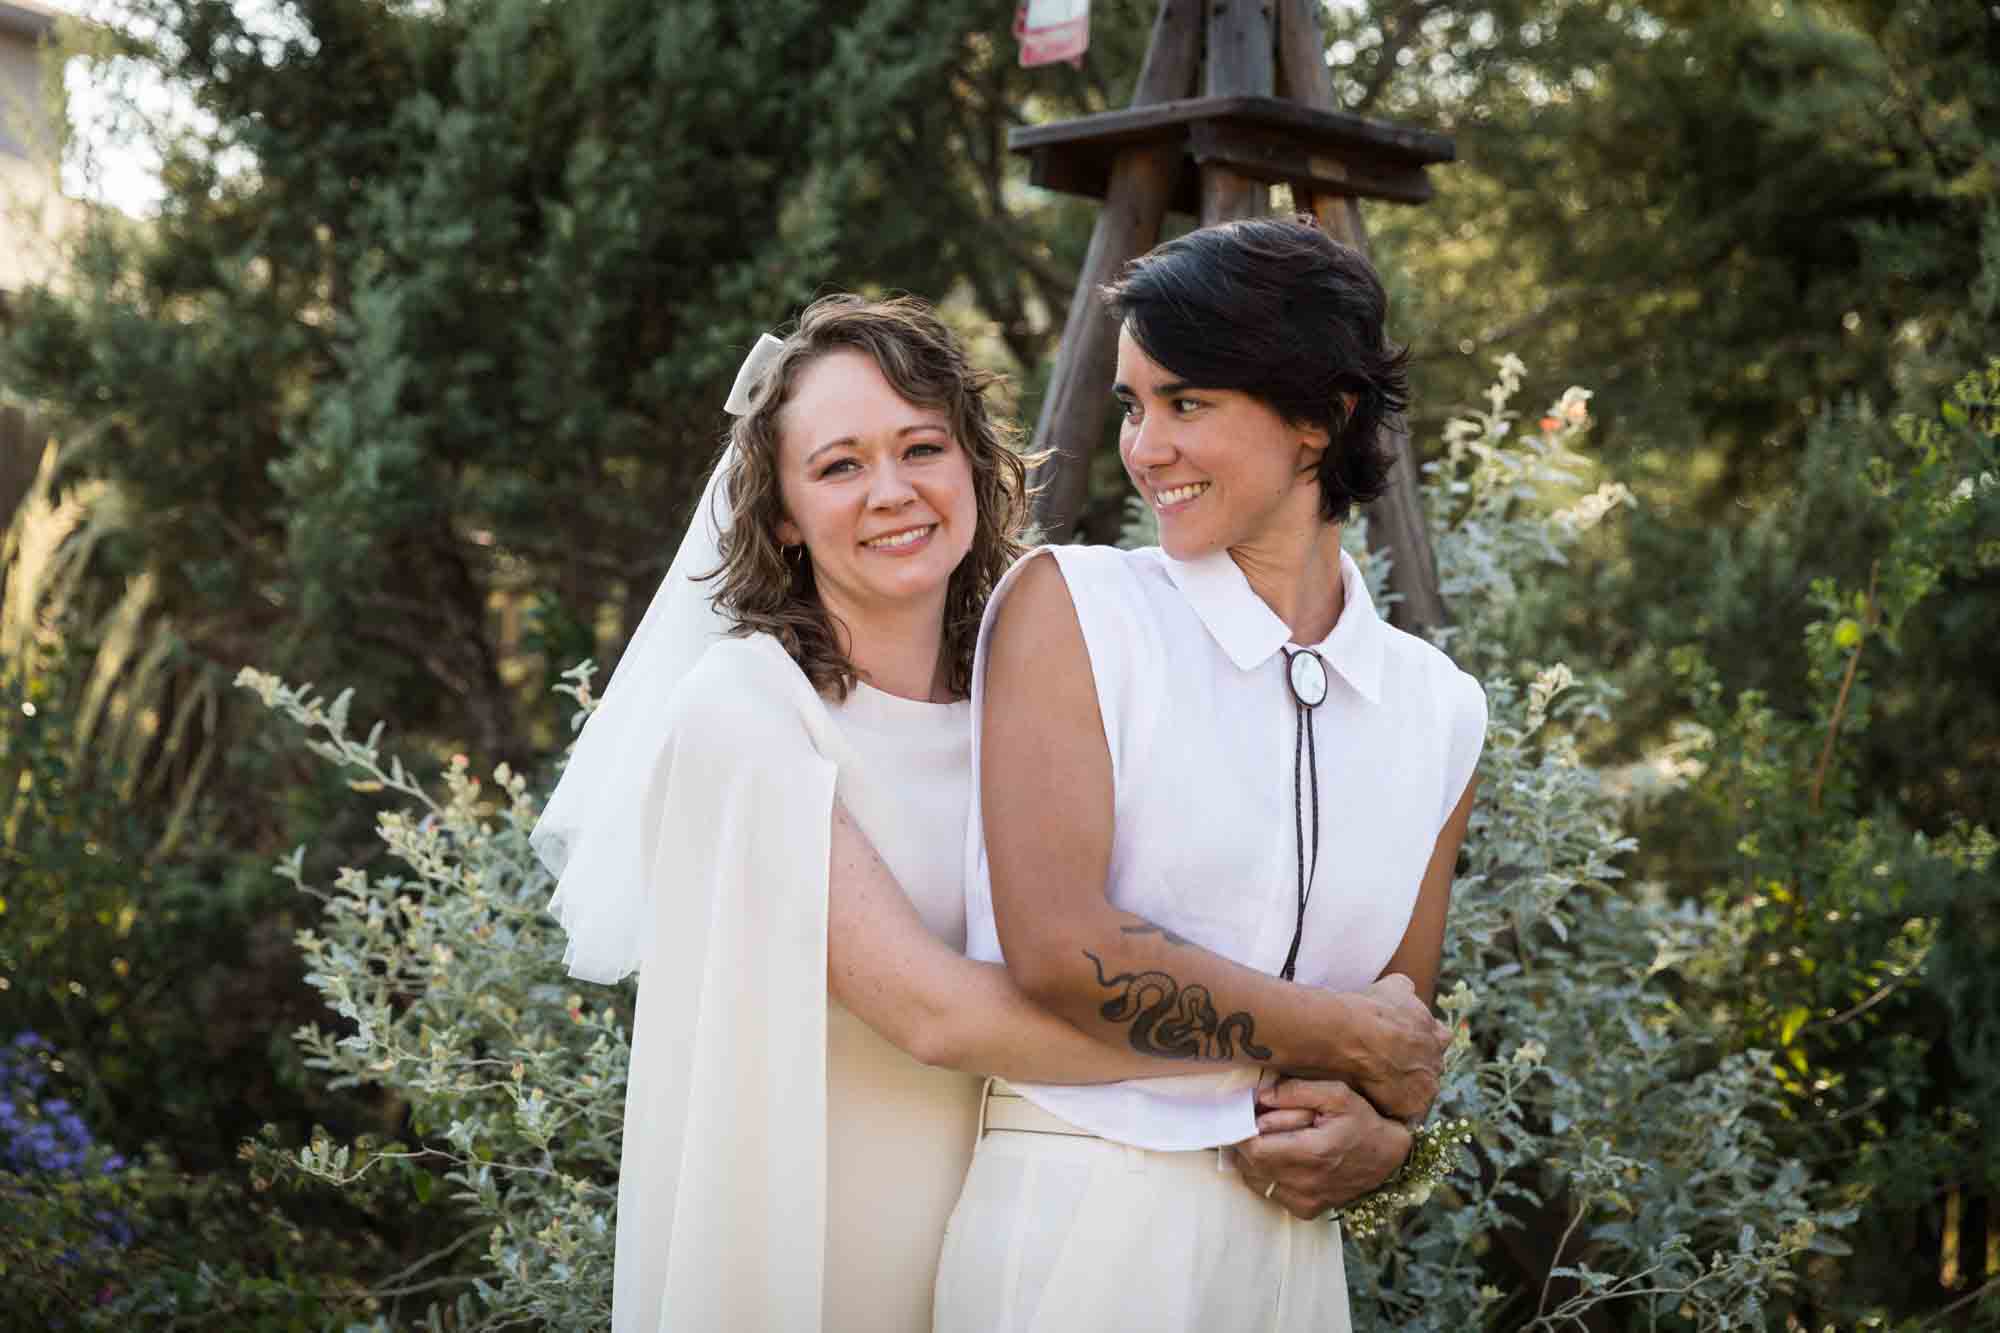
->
[1278,647,1328,982]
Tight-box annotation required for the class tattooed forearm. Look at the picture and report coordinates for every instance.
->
[1084,950,1273,1062]
[1120,923,1193,947]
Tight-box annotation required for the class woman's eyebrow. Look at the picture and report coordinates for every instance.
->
[803,437,858,467]
[803,424,948,467]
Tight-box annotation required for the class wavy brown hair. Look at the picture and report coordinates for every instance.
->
[702,294,1032,701]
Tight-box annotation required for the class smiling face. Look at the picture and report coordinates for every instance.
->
[1113,325,1330,561]
[773,348,978,625]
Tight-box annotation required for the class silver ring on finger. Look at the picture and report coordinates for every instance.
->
[1264,1180,1277,1199]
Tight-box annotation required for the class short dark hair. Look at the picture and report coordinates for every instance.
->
[1102,216,1410,524]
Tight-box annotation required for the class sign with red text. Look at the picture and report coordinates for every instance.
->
[1015,0,1091,67]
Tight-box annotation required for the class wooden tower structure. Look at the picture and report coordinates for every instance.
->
[1015,0,1454,633]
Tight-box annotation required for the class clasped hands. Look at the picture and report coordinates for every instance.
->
[1228,973,1450,1221]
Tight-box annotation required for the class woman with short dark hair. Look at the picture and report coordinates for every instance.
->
[935,217,1483,1331]
[1104,214,1409,523]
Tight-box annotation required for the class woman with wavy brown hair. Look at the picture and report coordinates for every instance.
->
[533,294,1217,1333]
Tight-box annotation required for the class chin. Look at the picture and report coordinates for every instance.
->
[1157,525,1220,561]
[869,554,961,605]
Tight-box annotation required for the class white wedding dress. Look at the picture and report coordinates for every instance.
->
[822,678,984,1332]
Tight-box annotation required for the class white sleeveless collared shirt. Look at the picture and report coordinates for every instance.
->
[962,544,1487,1151]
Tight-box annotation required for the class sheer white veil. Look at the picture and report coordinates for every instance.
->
[531,335,787,984]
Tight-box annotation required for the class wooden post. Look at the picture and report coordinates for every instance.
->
[1027,1,1202,542]
[1199,0,1275,223]
[1274,0,1448,635]
[0,405,37,535]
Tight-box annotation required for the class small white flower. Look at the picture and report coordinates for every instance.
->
[1526,662,1576,731]
[1442,417,1484,445]
[1949,472,1998,508]
[1554,481,1636,531]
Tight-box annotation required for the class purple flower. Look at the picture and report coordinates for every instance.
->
[0,1033,135,1252]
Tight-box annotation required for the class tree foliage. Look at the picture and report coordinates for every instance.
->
[4,0,1998,1320]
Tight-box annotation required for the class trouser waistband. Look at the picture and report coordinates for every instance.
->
[977,1079,1100,1140]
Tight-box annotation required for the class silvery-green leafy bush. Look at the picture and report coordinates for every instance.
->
[1331,360,1852,1329]
[244,360,1853,1328]
[234,667,626,1330]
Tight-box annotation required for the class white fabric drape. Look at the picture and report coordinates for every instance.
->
[533,447,738,986]
[609,633,856,1333]
[535,336,788,986]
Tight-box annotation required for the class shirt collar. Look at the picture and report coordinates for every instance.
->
[1160,546,1386,705]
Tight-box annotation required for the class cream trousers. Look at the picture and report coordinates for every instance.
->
[931,1084,1352,1333]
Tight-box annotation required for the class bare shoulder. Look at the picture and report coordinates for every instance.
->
[987,550,1081,658]
[991,548,1073,628]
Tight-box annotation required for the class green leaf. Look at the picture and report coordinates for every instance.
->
[1779,1006,1810,1046]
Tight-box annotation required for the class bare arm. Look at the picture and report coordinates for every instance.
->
[1237,773,1480,1217]
[1378,771,1479,1006]
[982,555,1449,1119]
[826,799,1185,1085]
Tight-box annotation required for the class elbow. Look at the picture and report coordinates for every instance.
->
[1002,939,1077,1015]
[901,1016,963,1072]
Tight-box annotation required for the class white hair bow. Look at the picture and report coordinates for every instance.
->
[723,334,787,416]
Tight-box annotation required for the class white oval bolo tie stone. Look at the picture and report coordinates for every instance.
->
[1288,650,1328,708]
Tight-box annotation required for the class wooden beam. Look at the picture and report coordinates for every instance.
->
[1027,0,1202,542]
[1272,0,1331,118]
[1187,119,1434,205]
[1275,0,1448,637]
[1009,96,1455,168]
[1017,95,1452,214]
[1204,0,1275,98]
[1199,0,1275,224]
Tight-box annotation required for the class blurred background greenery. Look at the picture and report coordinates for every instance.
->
[0,0,1994,1326]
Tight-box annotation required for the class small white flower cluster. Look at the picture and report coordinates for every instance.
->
[1945,470,1997,508]
[1329,1116,1476,1240]
[1524,661,1576,733]
[1553,480,1636,533]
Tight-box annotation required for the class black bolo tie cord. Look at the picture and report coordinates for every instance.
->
[1279,648,1324,983]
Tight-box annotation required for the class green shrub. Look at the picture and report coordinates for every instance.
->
[234,668,625,1329]
[1330,360,1853,1330]
[1654,361,2000,1323]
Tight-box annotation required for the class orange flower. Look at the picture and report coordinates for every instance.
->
[1539,416,1561,433]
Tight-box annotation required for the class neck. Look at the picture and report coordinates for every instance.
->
[1227,502,1347,646]
[822,587,953,703]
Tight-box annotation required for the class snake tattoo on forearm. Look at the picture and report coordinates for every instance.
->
[1083,948,1274,1061]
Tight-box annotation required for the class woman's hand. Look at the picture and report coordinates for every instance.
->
[1339,973,1450,1122]
[1229,1077,1412,1220]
